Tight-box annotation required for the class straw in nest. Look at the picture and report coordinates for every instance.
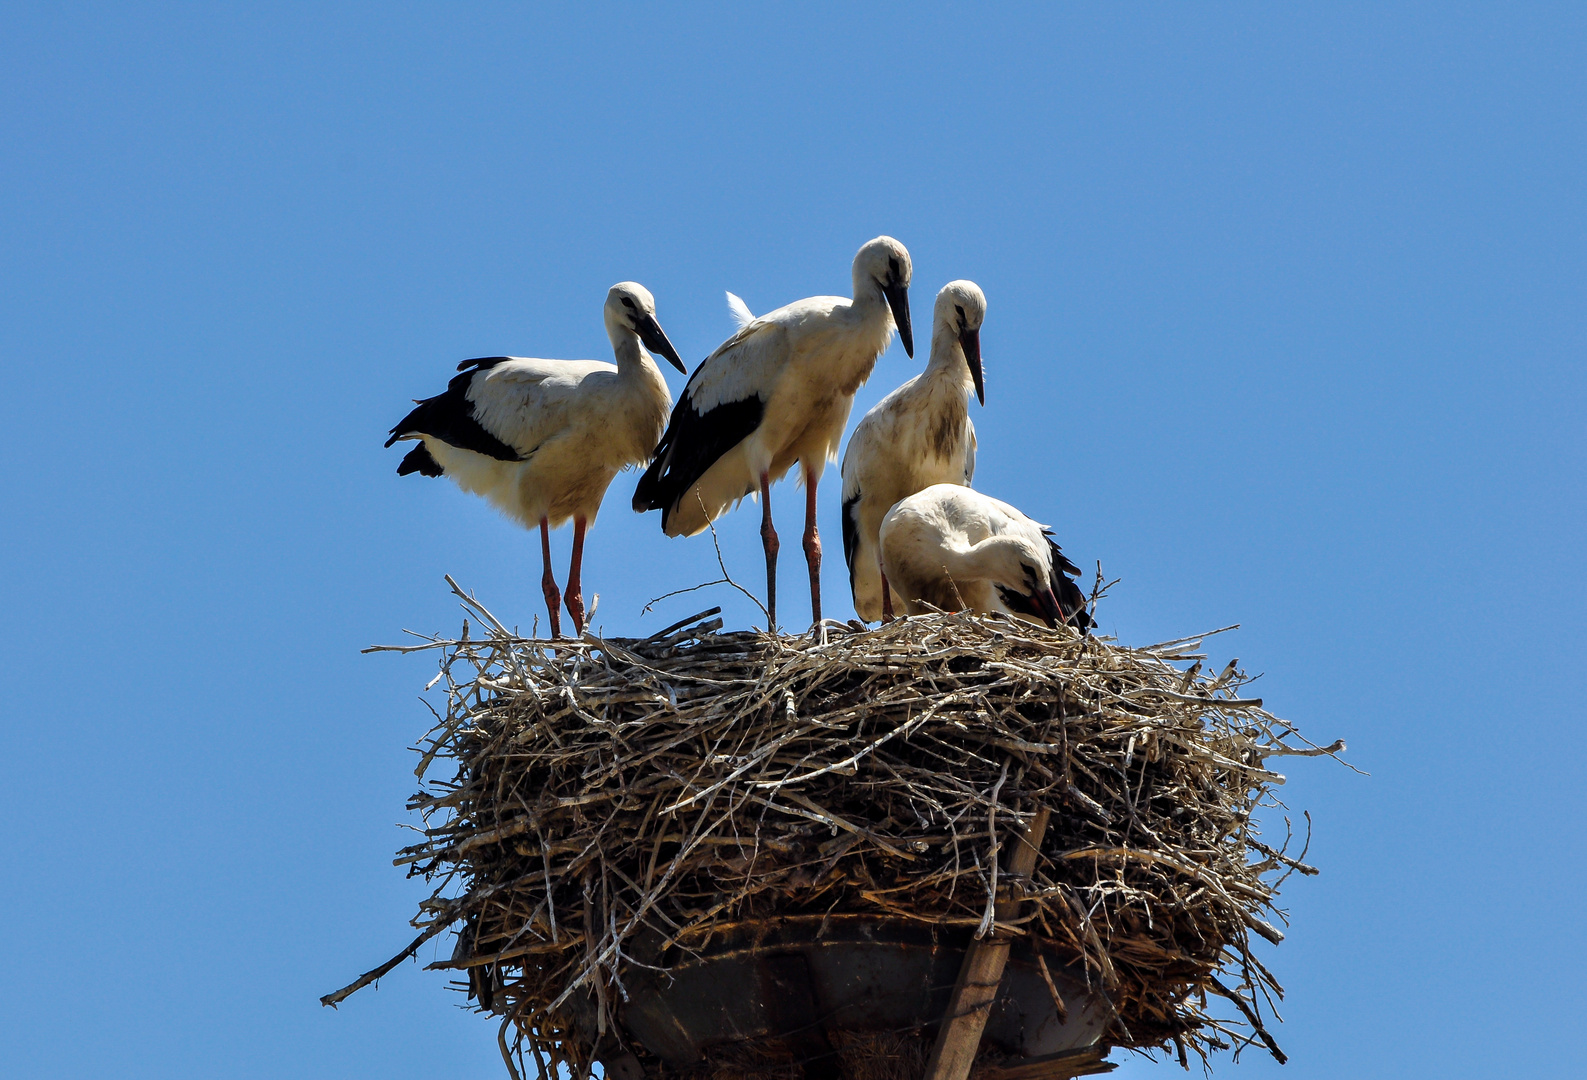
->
[325,580,1342,1079]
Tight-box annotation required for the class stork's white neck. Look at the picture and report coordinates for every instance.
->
[606,327,654,374]
[849,270,889,313]
[940,534,1028,586]
[924,325,974,389]
[929,534,980,583]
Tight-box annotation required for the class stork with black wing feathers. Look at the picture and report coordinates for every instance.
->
[632,237,914,629]
[386,283,686,637]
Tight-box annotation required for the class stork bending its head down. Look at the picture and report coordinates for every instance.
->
[386,282,686,638]
[632,236,913,629]
[879,485,1093,632]
[841,279,987,622]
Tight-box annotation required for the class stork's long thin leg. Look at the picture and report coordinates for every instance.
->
[539,517,563,639]
[759,471,778,631]
[801,465,822,626]
[880,563,895,622]
[564,515,588,635]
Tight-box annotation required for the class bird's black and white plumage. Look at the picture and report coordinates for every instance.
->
[385,281,687,636]
[841,280,986,622]
[879,485,1092,633]
[632,236,914,628]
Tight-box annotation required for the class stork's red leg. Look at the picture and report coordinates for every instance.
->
[759,471,778,631]
[539,517,563,639]
[880,563,895,622]
[801,465,822,626]
[565,515,587,635]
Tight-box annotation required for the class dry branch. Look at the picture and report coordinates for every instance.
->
[331,599,1335,1078]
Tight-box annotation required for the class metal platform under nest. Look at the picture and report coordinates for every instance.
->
[564,914,1115,1080]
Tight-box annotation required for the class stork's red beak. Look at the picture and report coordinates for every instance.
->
[1032,587,1064,630]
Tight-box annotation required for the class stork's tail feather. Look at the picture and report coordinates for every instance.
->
[397,443,444,477]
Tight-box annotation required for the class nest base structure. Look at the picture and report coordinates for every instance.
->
[586,912,1114,1080]
[329,593,1334,1079]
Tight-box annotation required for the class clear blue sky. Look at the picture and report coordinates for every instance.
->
[2,4,1581,1077]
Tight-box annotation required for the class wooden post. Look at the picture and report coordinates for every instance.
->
[922,806,1051,1080]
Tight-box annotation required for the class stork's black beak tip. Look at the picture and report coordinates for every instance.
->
[639,316,688,374]
[961,327,985,405]
[883,280,913,359]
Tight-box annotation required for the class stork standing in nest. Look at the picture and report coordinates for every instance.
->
[879,485,1093,632]
[841,280,986,623]
[386,283,687,638]
[632,237,914,629]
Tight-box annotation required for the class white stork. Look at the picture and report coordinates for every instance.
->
[841,280,986,622]
[632,236,914,629]
[386,282,687,638]
[878,485,1093,632]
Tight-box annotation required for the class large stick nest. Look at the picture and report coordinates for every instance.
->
[326,585,1338,1078]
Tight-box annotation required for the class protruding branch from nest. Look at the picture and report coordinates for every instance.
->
[320,923,447,1009]
[643,505,770,626]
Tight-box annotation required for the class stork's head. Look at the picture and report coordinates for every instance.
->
[606,282,687,373]
[935,280,987,405]
[853,236,914,358]
[977,533,1066,630]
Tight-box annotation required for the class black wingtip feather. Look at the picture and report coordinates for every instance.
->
[1056,574,1094,634]
[632,456,666,513]
[841,492,862,594]
[631,392,766,524]
[386,368,524,463]
[397,443,444,477]
[1043,532,1084,579]
[1043,536,1093,633]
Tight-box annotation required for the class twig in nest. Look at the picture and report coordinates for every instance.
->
[1087,561,1120,614]
[642,503,770,625]
[331,596,1342,1078]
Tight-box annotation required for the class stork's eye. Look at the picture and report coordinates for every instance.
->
[887,256,900,285]
[955,304,966,330]
[621,297,637,310]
